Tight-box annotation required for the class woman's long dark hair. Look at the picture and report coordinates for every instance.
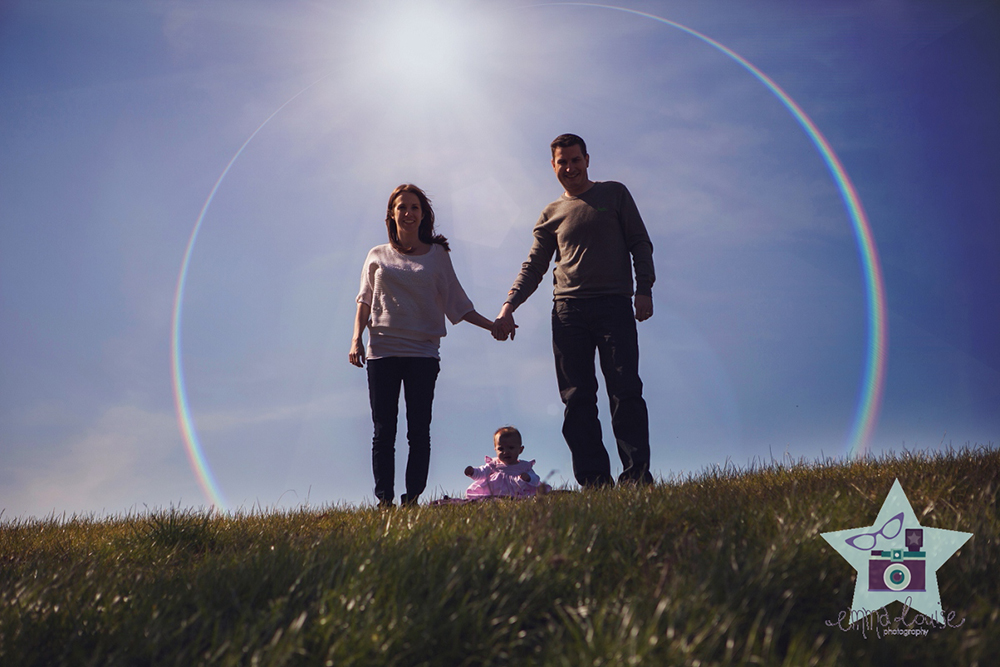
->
[385,184,450,253]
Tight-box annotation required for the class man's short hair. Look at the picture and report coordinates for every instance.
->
[494,425,522,446]
[550,133,587,158]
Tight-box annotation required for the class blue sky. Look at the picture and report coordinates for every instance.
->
[1,0,997,518]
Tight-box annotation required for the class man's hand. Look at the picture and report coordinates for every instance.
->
[493,303,517,340]
[634,294,653,322]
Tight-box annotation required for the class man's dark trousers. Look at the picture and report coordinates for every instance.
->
[551,295,653,487]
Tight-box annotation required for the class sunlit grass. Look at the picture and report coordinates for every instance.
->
[2,445,996,666]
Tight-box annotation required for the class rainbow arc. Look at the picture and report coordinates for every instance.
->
[172,7,887,509]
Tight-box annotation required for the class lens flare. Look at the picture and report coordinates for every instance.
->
[171,77,328,511]
[173,7,888,508]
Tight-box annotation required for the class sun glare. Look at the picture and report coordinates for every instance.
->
[348,2,487,97]
[380,12,460,78]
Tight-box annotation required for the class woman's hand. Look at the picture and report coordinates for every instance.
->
[349,339,366,367]
[349,302,371,367]
[464,466,475,477]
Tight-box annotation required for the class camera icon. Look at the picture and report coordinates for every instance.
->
[868,533,926,592]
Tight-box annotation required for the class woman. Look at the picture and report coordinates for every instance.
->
[350,184,494,507]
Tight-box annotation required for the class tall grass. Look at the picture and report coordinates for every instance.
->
[2,446,996,666]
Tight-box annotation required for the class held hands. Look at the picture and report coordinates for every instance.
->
[492,303,517,341]
[634,294,653,322]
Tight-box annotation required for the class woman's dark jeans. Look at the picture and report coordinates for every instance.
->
[367,356,440,504]
[552,296,652,487]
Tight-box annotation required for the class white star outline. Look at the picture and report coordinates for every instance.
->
[821,479,972,620]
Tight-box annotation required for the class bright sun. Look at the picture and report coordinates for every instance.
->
[348,2,489,97]
[380,11,463,78]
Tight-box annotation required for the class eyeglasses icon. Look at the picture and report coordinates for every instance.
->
[844,512,904,551]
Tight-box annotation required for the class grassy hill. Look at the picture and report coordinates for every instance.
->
[1,446,996,666]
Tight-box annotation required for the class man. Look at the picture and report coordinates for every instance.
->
[494,134,655,487]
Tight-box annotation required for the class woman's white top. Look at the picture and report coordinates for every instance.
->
[356,243,475,359]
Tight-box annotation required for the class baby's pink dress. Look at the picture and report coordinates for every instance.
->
[466,456,542,499]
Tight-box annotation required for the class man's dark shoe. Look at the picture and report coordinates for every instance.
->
[618,468,654,486]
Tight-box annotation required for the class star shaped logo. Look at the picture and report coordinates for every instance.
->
[821,479,972,620]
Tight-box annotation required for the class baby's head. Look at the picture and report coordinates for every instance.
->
[493,426,523,465]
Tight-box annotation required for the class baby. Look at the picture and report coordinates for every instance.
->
[465,426,549,499]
